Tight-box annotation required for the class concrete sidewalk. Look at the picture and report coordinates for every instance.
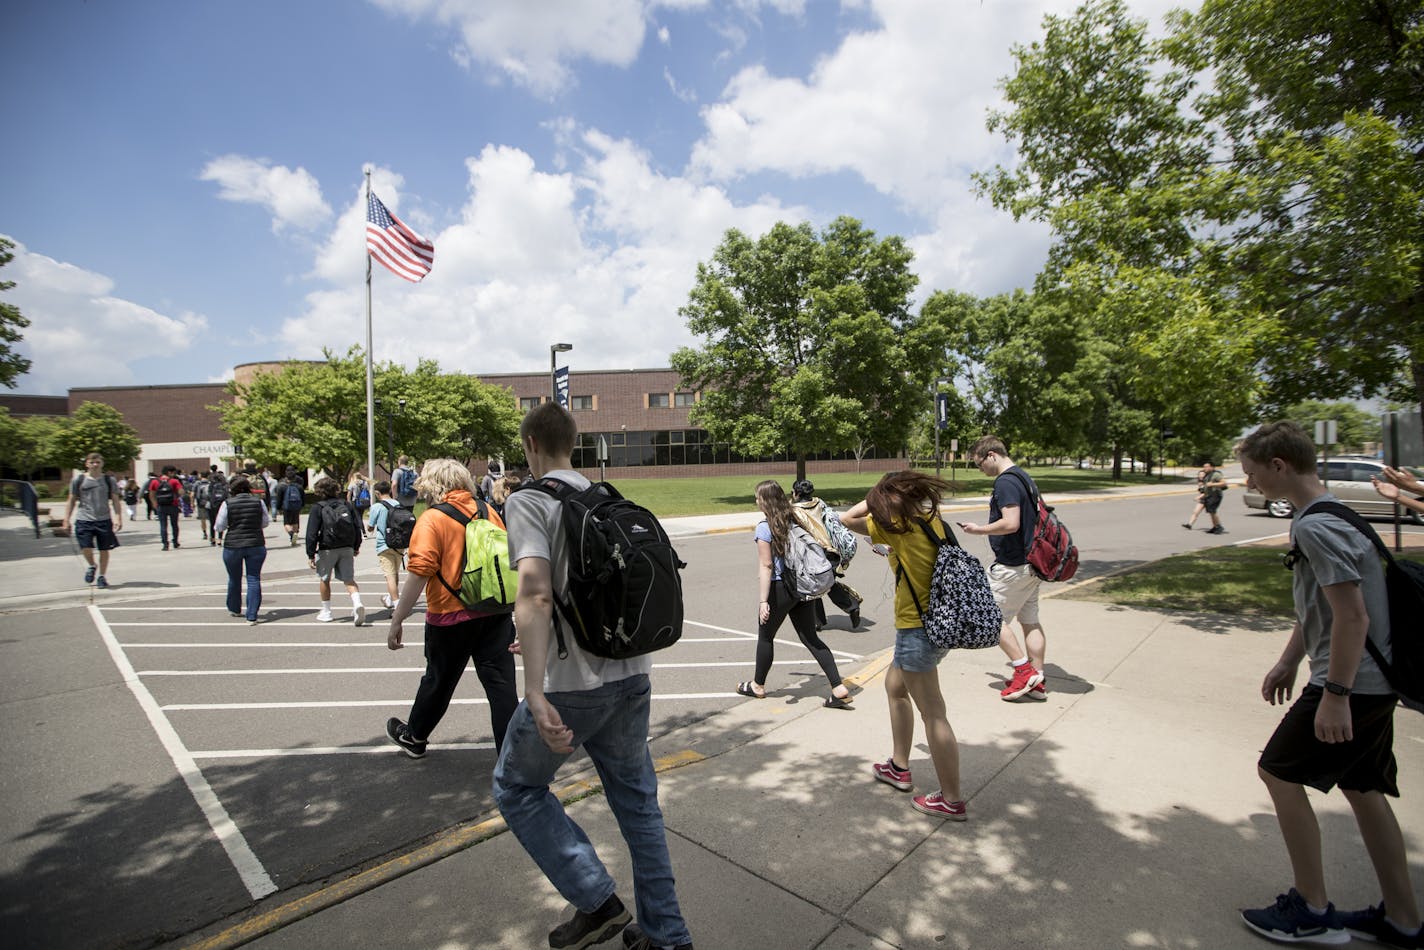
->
[176,605,1422,949]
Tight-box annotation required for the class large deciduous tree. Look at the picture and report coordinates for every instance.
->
[50,401,141,471]
[978,0,1424,433]
[0,237,33,389]
[215,348,521,480]
[672,217,931,481]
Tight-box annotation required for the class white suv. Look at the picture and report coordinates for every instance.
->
[1243,456,1424,521]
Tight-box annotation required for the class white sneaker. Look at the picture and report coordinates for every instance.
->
[317,608,334,622]
[381,594,393,609]
[353,604,366,627]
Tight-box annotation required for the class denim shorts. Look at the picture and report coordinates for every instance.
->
[893,626,948,673]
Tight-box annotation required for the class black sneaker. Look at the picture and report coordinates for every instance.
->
[84,566,96,584]
[623,922,692,950]
[384,718,427,759]
[1207,525,1227,535]
[1339,904,1423,948]
[549,894,630,950]
[1241,889,1347,945]
[96,576,109,590]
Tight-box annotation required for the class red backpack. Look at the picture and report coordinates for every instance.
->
[1004,469,1079,582]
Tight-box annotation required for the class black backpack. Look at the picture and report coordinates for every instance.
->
[154,476,177,506]
[382,500,416,551]
[317,500,360,549]
[1290,502,1424,711]
[525,478,686,660]
[208,479,230,510]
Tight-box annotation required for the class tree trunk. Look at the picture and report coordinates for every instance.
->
[1111,445,1123,481]
[795,453,807,483]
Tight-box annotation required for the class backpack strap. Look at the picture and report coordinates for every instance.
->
[431,501,473,604]
[1291,500,1397,680]
[1001,468,1040,506]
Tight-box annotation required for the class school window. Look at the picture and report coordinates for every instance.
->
[674,391,697,407]
[569,395,594,410]
[647,392,670,408]
[518,396,543,411]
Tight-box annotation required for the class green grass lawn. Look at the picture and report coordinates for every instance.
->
[1058,546,1300,617]
[608,467,1188,518]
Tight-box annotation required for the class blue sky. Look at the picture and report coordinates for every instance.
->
[3,0,1177,396]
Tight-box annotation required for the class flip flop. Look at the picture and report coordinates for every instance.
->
[824,694,855,710]
[736,681,765,699]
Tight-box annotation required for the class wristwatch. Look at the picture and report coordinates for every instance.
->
[1324,680,1352,696]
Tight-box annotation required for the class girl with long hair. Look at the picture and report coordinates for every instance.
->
[841,471,967,820]
[735,480,854,709]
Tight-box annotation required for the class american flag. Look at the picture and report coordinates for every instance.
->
[366,191,434,282]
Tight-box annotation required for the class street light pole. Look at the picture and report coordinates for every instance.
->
[374,398,405,476]
[550,342,573,404]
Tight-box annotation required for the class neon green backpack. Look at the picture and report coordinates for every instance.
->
[431,499,518,613]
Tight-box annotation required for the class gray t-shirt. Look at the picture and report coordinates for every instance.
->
[503,469,651,694]
[1291,494,1393,695]
[73,474,116,522]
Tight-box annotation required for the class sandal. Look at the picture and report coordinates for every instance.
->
[736,681,765,699]
[824,694,854,710]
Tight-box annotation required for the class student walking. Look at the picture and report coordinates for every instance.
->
[1183,460,1229,534]
[840,471,967,821]
[280,467,303,546]
[214,475,269,624]
[206,471,229,546]
[62,452,123,590]
[959,436,1049,701]
[366,480,405,609]
[493,403,693,950]
[1237,421,1420,947]
[149,467,184,550]
[305,476,366,625]
[384,460,517,757]
[733,480,853,708]
[791,478,863,630]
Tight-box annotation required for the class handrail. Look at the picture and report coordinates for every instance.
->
[0,479,42,538]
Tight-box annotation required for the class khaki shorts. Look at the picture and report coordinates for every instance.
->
[989,562,1041,625]
[377,548,402,581]
[314,548,356,584]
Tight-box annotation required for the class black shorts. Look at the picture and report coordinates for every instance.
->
[283,510,301,527]
[1202,490,1223,514]
[75,519,120,551]
[1258,685,1399,796]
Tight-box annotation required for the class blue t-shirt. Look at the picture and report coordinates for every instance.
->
[988,466,1037,567]
[367,499,391,553]
[754,520,784,580]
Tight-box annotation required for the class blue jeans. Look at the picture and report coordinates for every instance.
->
[492,674,690,947]
[222,546,266,621]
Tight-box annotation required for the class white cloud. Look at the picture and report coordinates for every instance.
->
[279,133,804,376]
[2,237,208,395]
[200,155,332,233]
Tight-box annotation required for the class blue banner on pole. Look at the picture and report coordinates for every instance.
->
[555,365,570,408]
[936,392,948,430]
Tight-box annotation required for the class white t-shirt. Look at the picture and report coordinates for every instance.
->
[503,469,651,693]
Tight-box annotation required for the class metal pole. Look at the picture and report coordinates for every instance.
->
[363,169,377,486]
[550,347,557,402]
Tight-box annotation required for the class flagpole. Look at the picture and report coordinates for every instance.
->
[364,168,377,488]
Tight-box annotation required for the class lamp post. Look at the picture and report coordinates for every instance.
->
[550,343,573,404]
[374,397,405,476]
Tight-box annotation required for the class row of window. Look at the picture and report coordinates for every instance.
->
[566,430,900,468]
[517,392,698,412]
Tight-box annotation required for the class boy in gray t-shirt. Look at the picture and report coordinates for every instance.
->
[62,452,123,589]
[1236,422,1418,947]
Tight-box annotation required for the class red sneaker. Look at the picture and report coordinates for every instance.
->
[912,791,967,821]
[871,759,912,791]
[1027,680,1048,700]
[1001,663,1044,700]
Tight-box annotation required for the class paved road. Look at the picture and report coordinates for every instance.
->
[1,485,1359,949]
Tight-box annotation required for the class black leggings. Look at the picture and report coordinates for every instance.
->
[755,581,843,688]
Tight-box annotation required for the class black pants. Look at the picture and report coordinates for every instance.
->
[156,505,180,546]
[408,614,519,750]
[756,582,843,688]
[813,580,861,626]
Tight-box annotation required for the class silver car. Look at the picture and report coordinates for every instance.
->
[1242,456,1424,521]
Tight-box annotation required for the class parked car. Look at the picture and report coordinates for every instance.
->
[1243,456,1424,521]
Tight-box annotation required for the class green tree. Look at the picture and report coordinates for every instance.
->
[216,348,521,480]
[49,401,141,471]
[1283,400,1379,453]
[671,217,929,481]
[979,0,1424,422]
[0,238,32,389]
[3,413,65,479]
